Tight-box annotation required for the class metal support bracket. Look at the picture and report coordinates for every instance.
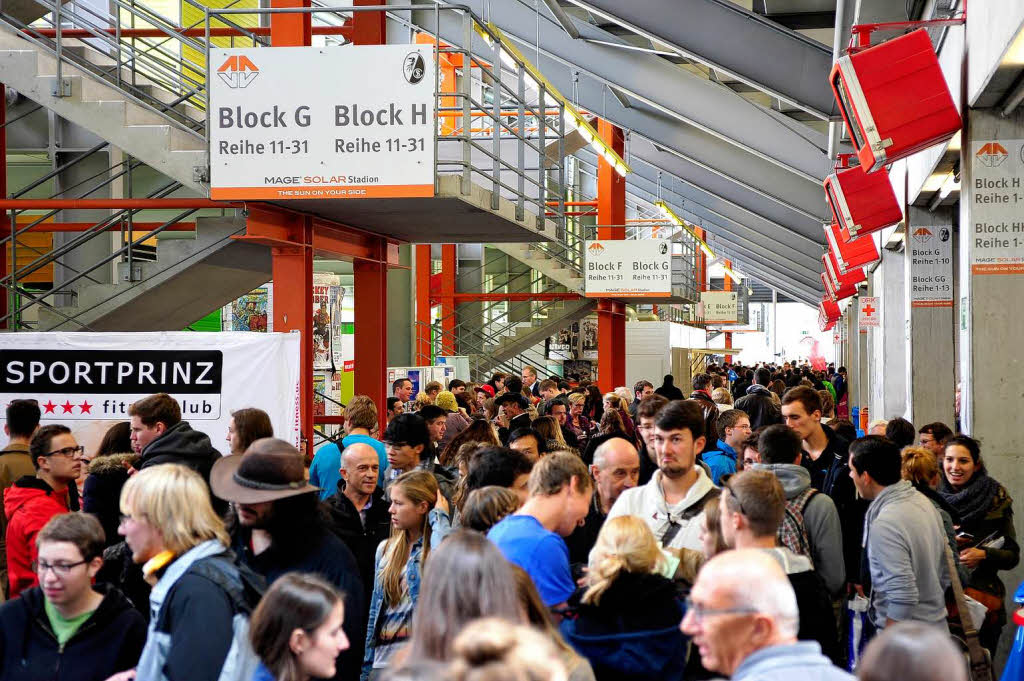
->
[49,78,72,97]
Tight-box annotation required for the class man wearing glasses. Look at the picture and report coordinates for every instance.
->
[4,424,82,597]
[0,513,146,678]
[681,549,854,680]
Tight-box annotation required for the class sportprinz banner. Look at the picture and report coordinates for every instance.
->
[0,332,301,450]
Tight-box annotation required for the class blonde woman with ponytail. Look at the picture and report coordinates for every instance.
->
[362,470,451,681]
[559,516,686,681]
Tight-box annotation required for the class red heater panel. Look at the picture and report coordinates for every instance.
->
[825,221,879,274]
[824,250,867,290]
[824,164,903,241]
[819,298,840,331]
[830,29,961,173]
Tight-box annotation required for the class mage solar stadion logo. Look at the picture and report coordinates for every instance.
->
[912,227,933,244]
[588,242,605,255]
[217,55,259,89]
[975,142,1009,168]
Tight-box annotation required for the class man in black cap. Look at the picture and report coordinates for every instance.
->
[210,439,365,681]
[495,392,531,445]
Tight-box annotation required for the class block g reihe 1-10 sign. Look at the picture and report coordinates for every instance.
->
[209,45,436,201]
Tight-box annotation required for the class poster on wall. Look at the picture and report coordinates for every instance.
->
[563,360,593,383]
[0,332,302,451]
[313,273,339,370]
[226,283,272,332]
[579,317,598,361]
[546,323,578,360]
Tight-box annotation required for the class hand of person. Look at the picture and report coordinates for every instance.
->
[959,547,986,569]
[435,490,450,516]
[847,583,865,599]
[104,670,136,681]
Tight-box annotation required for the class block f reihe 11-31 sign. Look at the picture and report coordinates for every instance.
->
[584,239,671,297]
[209,45,436,201]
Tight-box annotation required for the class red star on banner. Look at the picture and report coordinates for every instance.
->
[61,401,74,414]
[42,400,57,414]
[79,401,92,414]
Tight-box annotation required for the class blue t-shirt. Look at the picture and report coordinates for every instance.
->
[309,433,388,500]
[488,515,574,607]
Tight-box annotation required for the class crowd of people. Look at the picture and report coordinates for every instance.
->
[0,358,1018,681]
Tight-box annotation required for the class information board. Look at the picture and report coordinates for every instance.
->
[700,291,738,322]
[970,140,1024,274]
[584,239,671,297]
[859,296,880,327]
[209,45,435,200]
[908,225,953,307]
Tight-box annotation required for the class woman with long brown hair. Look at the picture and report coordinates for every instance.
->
[362,471,451,680]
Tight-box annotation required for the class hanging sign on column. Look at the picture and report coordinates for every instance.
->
[909,225,953,307]
[584,239,671,297]
[859,296,880,327]
[209,45,436,200]
[970,140,1024,274]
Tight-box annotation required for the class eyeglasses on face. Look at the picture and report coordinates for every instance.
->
[684,597,760,623]
[33,559,89,576]
[47,446,85,458]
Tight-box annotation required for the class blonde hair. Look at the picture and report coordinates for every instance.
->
[532,416,565,448]
[603,393,626,411]
[901,446,940,485]
[381,470,438,606]
[582,516,663,605]
[449,618,567,681]
[567,393,586,407]
[711,387,733,405]
[119,464,228,555]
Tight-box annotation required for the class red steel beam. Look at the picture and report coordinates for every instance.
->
[29,26,352,38]
[597,119,626,391]
[415,244,431,365]
[440,244,456,356]
[1,83,6,329]
[16,221,195,232]
[0,199,236,210]
[452,292,580,302]
[351,0,386,46]
[271,0,312,47]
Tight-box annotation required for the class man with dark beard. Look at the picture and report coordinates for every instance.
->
[210,440,365,681]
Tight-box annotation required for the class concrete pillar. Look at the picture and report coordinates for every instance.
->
[870,249,907,421]
[387,244,412,367]
[959,108,1024,654]
[846,304,860,411]
[904,206,955,427]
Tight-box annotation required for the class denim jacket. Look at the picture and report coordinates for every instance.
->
[361,508,452,680]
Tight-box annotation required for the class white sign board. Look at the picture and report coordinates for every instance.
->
[908,225,953,307]
[700,291,739,322]
[970,140,1024,274]
[0,332,302,450]
[584,239,671,297]
[859,296,880,328]
[209,45,435,201]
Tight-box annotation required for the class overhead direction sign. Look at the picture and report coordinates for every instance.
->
[209,45,436,201]
[584,239,671,297]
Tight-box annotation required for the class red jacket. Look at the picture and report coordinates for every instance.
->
[3,477,73,598]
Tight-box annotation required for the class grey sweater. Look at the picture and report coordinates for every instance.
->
[864,481,950,628]
[755,463,846,595]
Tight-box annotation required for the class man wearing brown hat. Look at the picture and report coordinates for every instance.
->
[210,439,365,681]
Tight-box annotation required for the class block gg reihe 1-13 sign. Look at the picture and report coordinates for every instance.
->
[209,45,435,201]
[584,239,671,297]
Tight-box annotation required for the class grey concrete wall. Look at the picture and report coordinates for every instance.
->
[387,245,412,367]
[959,107,1024,662]
[870,249,907,420]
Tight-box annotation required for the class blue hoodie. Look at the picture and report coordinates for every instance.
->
[702,439,738,485]
[560,572,686,681]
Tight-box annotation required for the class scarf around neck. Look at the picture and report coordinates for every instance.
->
[939,471,1000,528]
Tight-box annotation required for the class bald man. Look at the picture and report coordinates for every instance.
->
[564,436,640,568]
[326,442,390,608]
[856,621,967,681]
[681,549,854,681]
